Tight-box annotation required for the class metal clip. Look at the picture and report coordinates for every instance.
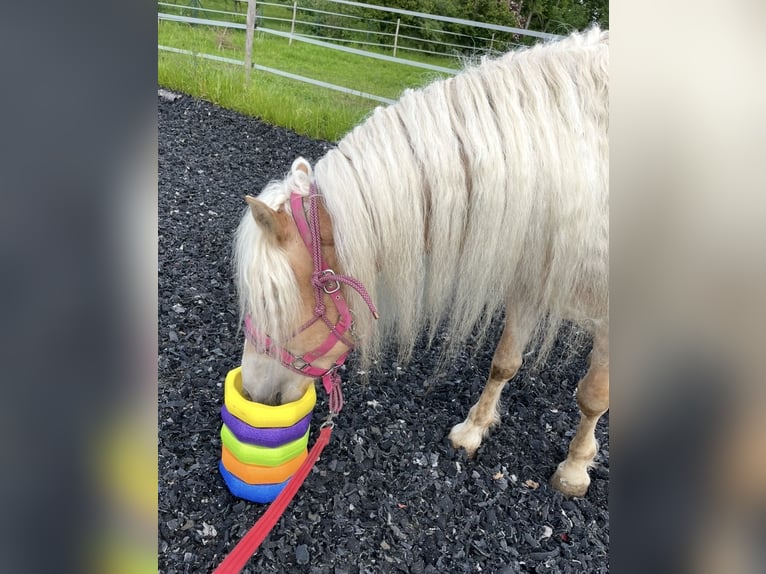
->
[320,414,336,430]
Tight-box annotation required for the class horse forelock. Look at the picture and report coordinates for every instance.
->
[312,27,609,371]
[233,174,308,349]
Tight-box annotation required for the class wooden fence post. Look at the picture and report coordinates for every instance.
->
[393,18,400,57]
[244,0,256,81]
[289,2,297,46]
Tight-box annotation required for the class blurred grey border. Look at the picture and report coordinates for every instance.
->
[2,1,764,572]
[0,2,157,573]
[612,1,766,572]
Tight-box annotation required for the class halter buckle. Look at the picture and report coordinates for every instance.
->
[292,356,309,371]
[320,269,341,294]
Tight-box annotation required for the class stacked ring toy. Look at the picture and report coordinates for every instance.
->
[219,367,316,503]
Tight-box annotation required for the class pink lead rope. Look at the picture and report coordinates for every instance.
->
[214,185,378,572]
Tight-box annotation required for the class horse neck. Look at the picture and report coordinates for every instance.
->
[313,197,339,271]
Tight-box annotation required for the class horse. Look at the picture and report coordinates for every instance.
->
[233,27,609,497]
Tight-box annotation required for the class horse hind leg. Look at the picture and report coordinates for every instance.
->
[449,309,529,456]
[550,327,609,497]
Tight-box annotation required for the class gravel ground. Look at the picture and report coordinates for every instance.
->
[158,91,609,573]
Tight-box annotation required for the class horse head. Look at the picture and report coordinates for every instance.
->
[234,158,354,406]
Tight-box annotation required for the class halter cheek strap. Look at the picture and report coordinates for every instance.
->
[244,185,378,414]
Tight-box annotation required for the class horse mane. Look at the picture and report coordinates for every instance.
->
[314,27,609,369]
[233,175,305,349]
[236,26,609,372]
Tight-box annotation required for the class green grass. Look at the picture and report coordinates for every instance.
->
[158,19,458,141]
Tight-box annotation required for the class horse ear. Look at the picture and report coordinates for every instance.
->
[245,195,287,242]
[291,157,312,177]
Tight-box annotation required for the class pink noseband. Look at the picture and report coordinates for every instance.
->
[244,184,378,414]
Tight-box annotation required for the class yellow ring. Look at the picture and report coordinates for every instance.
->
[220,424,309,466]
[224,367,316,427]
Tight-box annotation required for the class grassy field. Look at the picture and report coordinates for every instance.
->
[158,12,459,141]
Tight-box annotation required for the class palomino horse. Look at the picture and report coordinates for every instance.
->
[233,27,608,496]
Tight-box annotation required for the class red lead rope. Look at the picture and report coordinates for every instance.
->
[212,423,335,574]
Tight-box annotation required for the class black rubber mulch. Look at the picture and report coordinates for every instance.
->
[158,91,609,574]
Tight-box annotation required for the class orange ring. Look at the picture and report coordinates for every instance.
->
[220,444,308,485]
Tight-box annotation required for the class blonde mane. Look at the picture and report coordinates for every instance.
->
[233,170,309,348]
[237,27,609,371]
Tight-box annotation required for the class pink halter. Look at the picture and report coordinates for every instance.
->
[244,184,378,414]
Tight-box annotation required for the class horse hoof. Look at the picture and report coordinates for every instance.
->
[448,422,482,458]
[450,442,478,459]
[550,466,590,497]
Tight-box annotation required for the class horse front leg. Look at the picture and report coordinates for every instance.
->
[550,327,609,496]
[449,308,529,456]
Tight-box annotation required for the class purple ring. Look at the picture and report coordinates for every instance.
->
[220,405,312,447]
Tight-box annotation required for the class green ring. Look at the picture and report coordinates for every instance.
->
[220,424,309,466]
